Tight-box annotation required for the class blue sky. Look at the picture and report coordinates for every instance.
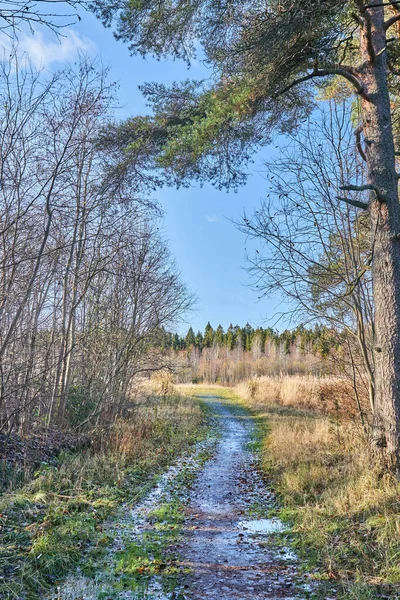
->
[2,11,288,335]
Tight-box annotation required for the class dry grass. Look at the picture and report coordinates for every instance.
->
[234,377,400,598]
[98,395,205,459]
[0,392,209,599]
[236,374,369,421]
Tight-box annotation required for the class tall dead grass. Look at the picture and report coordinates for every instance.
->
[263,412,400,593]
[236,374,369,420]
[97,394,205,461]
[234,376,400,596]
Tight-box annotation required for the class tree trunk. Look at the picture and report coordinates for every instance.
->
[360,5,400,471]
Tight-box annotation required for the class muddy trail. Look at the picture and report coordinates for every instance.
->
[179,397,300,600]
[50,396,314,600]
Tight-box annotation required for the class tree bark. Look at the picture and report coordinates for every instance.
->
[359,4,400,470]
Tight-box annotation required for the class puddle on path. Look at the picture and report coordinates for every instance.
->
[238,518,287,535]
[178,397,308,600]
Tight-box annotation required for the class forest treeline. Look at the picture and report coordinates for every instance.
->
[164,322,338,355]
[161,322,343,385]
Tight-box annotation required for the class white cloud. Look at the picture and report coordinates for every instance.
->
[206,215,221,223]
[0,29,96,68]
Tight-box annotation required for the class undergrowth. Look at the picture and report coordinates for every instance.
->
[109,448,215,599]
[78,432,216,599]
[235,374,369,421]
[0,393,210,599]
[110,500,186,597]
[231,382,400,599]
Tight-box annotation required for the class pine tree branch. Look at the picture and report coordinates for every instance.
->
[351,11,365,26]
[355,124,367,162]
[364,2,400,9]
[337,196,370,210]
[385,13,400,28]
[388,60,400,74]
[340,183,385,202]
[280,66,368,98]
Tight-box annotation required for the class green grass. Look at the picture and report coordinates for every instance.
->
[0,393,211,599]
[113,501,186,596]
[14,381,397,600]
[85,428,217,599]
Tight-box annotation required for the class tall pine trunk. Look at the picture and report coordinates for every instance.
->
[360,5,400,470]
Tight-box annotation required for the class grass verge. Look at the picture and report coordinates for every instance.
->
[0,393,211,599]
[108,441,216,599]
[232,382,400,599]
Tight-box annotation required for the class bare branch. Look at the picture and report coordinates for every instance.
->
[340,183,385,201]
[355,124,367,162]
[364,1,400,9]
[0,0,91,34]
[385,13,400,28]
[337,196,370,210]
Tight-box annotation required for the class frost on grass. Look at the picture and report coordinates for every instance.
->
[48,396,316,600]
[48,435,217,600]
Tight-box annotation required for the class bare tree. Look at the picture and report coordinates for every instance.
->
[0,0,91,34]
[0,54,194,432]
[239,101,374,425]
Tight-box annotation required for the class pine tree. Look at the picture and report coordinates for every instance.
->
[96,0,400,469]
[195,331,204,350]
[203,322,214,348]
[185,326,196,349]
[226,324,235,351]
[172,333,181,351]
[215,324,224,347]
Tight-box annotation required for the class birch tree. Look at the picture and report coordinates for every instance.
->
[0,55,193,432]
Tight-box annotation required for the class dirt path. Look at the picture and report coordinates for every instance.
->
[180,397,300,600]
[50,395,311,600]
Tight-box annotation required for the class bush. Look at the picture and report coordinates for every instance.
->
[65,385,96,428]
[236,374,369,421]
